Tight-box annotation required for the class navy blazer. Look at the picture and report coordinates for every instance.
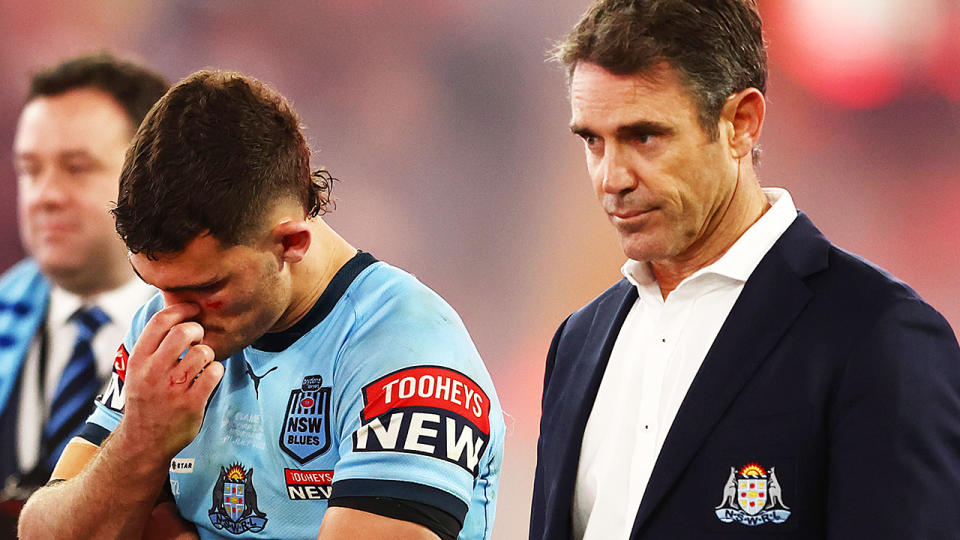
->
[531,213,960,539]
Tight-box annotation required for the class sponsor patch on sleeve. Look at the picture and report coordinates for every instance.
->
[284,468,333,500]
[96,344,129,413]
[170,458,195,474]
[352,366,491,476]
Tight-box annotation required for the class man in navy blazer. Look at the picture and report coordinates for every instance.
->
[530,1,960,539]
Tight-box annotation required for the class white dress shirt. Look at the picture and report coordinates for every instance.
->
[572,188,798,539]
[16,277,156,472]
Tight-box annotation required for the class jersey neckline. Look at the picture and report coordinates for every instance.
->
[251,250,377,352]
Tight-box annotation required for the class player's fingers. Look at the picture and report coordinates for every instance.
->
[153,321,205,369]
[169,343,213,386]
[189,355,224,398]
[131,303,201,358]
[180,343,214,366]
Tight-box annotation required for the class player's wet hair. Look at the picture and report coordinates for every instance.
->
[28,52,169,130]
[553,0,767,140]
[113,70,335,257]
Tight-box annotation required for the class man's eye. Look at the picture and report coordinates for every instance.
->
[199,281,227,293]
[14,162,39,179]
[581,134,602,149]
[64,163,94,175]
[630,132,658,145]
[16,168,39,180]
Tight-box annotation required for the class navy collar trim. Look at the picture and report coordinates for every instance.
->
[251,250,376,352]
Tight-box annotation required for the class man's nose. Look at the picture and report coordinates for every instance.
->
[161,295,206,326]
[162,292,197,311]
[26,168,70,208]
[600,145,637,195]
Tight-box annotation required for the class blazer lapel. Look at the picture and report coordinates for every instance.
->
[544,280,637,538]
[629,214,829,536]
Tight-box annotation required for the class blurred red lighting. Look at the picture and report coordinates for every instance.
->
[928,12,960,102]
[762,0,950,108]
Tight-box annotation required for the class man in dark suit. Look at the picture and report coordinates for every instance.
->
[0,54,167,533]
[530,1,960,538]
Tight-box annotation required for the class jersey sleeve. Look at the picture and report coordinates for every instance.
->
[328,277,502,529]
[79,295,164,445]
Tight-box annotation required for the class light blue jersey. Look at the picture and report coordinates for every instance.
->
[84,253,503,539]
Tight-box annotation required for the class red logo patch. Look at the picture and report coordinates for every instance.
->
[284,468,333,485]
[362,366,490,434]
[284,468,333,501]
[114,344,130,382]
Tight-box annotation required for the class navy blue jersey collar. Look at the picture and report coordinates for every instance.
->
[252,251,376,352]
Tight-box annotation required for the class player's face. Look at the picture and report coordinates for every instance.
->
[130,234,291,361]
[14,88,135,295]
[570,62,737,264]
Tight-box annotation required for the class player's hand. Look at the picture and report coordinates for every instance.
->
[118,303,225,461]
[141,501,200,540]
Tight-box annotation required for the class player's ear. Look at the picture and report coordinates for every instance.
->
[720,87,765,160]
[272,220,311,264]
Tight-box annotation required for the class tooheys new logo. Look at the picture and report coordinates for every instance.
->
[353,366,491,476]
[96,344,129,412]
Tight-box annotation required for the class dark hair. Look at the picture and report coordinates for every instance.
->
[28,52,169,130]
[554,0,766,140]
[113,70,335,257]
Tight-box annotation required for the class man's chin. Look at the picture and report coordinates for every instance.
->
[618,237,668,262]
[34,252,82,275]
[200,335,231,361]
[210,344,239,362]
[205,324,271,361]
[37,260,101,293]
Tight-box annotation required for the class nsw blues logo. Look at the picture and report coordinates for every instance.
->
[279,375,332,463]
[715,463,791,526]
[208,463,268,534]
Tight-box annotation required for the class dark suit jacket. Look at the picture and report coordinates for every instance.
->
[530,213,960,539]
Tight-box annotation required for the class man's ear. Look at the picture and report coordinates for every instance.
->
[721,87,766,159]
[272,220,311,264]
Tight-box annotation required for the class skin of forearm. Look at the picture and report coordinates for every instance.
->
[18,425,171,539]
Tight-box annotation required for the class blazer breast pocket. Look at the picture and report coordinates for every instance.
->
[697,410,813,535]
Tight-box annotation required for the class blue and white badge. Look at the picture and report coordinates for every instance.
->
[279,375,332,463]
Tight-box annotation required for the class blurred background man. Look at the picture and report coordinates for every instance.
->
[0,54,168,533]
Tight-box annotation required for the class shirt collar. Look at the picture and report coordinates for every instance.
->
[48,277,157,328]
[621,187,798,292]
[699,187,797,281]
[47,287,83,328]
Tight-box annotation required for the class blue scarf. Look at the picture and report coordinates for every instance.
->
[0,260,50,412]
